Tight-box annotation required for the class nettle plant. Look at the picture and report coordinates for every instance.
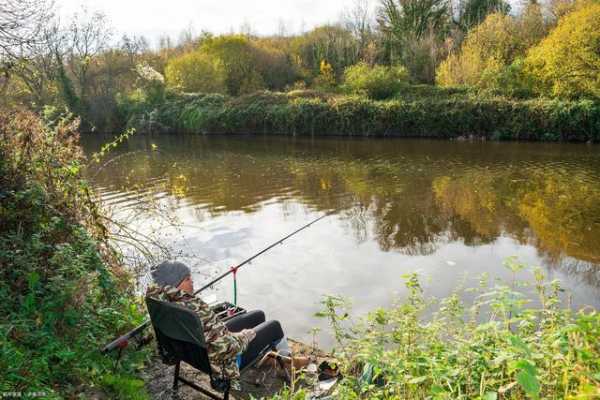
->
[315,258,600,399]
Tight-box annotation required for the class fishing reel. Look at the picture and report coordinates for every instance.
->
[212,301,246,321]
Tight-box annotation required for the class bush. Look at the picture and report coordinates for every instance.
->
[525,1,600,99]
[437,13,523,88]
[311,261,600,399]
[200,35,267,96]
[0,110,149,398]
[126,90,600,142]
[343,62,408,100]
[165,51,227,94]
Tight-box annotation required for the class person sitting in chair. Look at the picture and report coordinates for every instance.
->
[146,261,285,383]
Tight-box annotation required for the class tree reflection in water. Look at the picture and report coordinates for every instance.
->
[84,134,600,291]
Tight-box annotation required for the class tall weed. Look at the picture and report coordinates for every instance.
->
[312,259,600,399]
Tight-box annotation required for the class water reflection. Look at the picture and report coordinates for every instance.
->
[82,135,600,344]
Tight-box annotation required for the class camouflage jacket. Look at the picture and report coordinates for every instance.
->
[146,285,250,379]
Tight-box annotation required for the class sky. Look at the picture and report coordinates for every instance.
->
[55,0,372,46]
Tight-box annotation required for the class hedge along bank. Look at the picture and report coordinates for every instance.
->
[126,91,600,142]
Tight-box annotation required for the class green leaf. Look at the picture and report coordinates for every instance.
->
[515,359,537,376]
[408,376,428,384]
[516,370,540,398]
[483,392,498,400]
[430,385,445,394]
[509,335,531,355]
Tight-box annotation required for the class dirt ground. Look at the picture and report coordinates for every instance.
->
[142,339,334,400]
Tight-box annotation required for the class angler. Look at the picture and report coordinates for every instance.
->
[101,213,329,356]
[147,260,287,389]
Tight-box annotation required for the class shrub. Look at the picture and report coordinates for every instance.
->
[312,261,600,399]
[200,35,267,96]
[479,58,535,98]
[165,51,226,93]
[0,111,149,398]
[313,60,337,91]
[126,90,600,142]
[343,62,408,99]
[437,13,523,88]
[525,1,600,99]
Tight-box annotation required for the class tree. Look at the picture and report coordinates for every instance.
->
[63,9,112,104]
[518,1,547,49]
[291,25,359,82]
[120,34,149,60]
[342,0,375,61]
[0,0,53,58]
[456,0,510,31]
[252,38,299,90]
[436,12,522,87]
[0,0,54,98]
[164,51,226,93]
[524,1,600,98]
[200,35,265,95]
[547,0,577,22]
[378,0,450,83]
[5,20,61,107]
[378,0,449,41]
[314,59,337,89]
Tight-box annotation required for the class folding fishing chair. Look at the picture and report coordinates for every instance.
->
[146,297,285,400]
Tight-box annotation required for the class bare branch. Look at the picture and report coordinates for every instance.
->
[0,0,54,58]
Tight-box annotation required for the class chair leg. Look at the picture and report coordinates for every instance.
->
[173,361,180,391]
[276,357,291,384]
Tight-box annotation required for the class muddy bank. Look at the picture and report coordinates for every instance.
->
[143,339,332,399]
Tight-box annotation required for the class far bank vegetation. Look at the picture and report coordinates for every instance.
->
[4,0,600,139]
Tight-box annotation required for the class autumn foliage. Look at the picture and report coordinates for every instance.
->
[525,1,600,99]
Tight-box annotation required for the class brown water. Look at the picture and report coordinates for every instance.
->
[82,135,600,347]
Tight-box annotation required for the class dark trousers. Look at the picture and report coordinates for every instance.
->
[225,310,284,369]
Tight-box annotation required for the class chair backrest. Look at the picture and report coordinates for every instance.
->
[146,296,212,374]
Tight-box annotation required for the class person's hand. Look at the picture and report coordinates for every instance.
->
[240,328,256,343]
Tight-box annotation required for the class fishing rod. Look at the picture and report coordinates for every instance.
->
[194,213,330,298]
[102,212,331,354]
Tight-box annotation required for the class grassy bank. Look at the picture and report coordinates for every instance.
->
[124,88,600,142]
[280,259,600,399]
[0,111,149,399]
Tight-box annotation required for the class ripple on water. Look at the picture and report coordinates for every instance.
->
[82,136,600,341]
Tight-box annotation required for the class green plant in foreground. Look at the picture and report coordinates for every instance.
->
[310,260,600,399]
[0,111,150,398]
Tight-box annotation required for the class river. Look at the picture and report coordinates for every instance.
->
[82,134,600,347]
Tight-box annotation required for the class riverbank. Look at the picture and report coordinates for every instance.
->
[0,111,150,399]
[123,88,600,142]
[144,339,330,400]
[271,270,600,399]
[3,110,599,400]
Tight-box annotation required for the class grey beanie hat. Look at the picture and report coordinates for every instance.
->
[151,261,191,287]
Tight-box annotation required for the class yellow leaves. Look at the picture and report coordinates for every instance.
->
[437,13,522,87]
[164,51,227,93]
[524,1,600,98]
[316,60,336,88]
